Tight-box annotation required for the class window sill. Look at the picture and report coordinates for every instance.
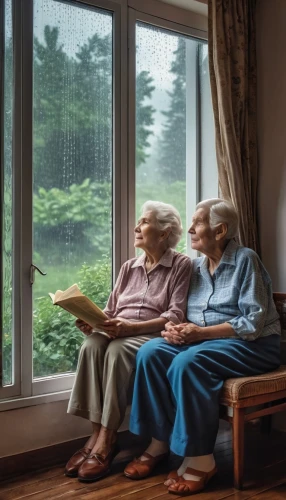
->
[0,389,71,412]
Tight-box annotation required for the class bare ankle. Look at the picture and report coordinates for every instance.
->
[85,423,101,449]
[92,426,117,457]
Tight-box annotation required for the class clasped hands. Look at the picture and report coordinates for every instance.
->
[75,318,134,339]
[161,321,203,345]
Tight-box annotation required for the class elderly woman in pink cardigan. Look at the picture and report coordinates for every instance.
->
[64,200,192,483]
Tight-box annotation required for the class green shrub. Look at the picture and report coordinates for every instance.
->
[33,259,111,378]
[33,179,112,264]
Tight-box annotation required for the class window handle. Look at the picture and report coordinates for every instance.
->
[30,264,47,286]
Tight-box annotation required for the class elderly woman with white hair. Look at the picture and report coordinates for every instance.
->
[65,200,192,482]
[125,198,281,496]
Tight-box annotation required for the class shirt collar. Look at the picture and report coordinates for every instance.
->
[131,247,175,269]
[200,239,239,270]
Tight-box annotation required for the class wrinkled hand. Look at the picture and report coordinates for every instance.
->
[75,319,93,336]
[95,318,135,338]
[161,321,203,345]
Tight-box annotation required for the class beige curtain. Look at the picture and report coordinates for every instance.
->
[208,0,259,252]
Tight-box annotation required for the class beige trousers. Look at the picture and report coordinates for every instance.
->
[67,332,159,429]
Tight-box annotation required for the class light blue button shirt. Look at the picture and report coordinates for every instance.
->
[187,240,281,341]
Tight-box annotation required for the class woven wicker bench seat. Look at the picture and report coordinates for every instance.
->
[221,365,286,404]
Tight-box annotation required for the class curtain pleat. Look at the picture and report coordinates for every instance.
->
[208,0,259,252]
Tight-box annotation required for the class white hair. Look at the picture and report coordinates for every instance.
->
[196,198,238,239]
[141,200,183,249]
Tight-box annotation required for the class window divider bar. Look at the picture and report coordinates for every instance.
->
[19,0,33,398]
[186,41,199,259]
[196,44,202,202]
[127,8,136,259]
[113,0,129,279]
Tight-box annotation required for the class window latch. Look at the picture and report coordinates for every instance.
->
[30,264,47,286]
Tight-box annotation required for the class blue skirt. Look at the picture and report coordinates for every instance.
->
[129,335,281,457]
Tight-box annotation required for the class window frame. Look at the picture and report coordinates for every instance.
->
[0,0,208,410]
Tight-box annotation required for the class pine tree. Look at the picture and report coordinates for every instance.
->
[136,70,155,167]
[159,38,186,182]
[33,26,77,189]
[33,26,155,187]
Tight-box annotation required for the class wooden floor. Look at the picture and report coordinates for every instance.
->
[1,422,286,500]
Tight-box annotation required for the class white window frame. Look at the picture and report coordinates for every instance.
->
[0,0,208,411]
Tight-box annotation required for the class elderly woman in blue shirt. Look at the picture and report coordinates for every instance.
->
[124,198,281,496]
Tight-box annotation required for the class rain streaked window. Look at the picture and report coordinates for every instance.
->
[135,23,217,253]
[32,0,113,378]
[2,0,13,386]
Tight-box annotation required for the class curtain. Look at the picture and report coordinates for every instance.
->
[208,0,259,252]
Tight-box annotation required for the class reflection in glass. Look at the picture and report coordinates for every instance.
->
[33,0,113,378]
[135,23,217,253]
[2,0,13,386]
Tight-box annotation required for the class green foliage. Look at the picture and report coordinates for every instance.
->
[33,259,111,378]
[34,27,112,189]
[159,38,187,182]
[33,179,111,264]
[136,71,155,167]
[33,26,155,190]
[3,179,187,382]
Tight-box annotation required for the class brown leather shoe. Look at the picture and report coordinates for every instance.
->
[77,442,119,482]
[64,447,92,477]
[124,452,169,479]
[168,466,217,496]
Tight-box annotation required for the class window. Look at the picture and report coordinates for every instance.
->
[133,20,217,255]
[32,0,113,379]
[0,0,216,406]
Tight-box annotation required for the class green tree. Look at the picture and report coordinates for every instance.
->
[34,27,155,187]
[136,70,155,167]
[33,26,113,189]
[32,25,155,261]
[159,38,186,182]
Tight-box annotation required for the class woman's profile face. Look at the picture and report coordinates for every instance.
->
[134,211,163,252]
[188,208,216,254]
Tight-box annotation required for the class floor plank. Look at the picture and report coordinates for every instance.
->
[1,423,286,500]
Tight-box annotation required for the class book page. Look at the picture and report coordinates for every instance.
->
[49,287,75,304]
[57,295,107,328]
[49,292,56,303]
[58,284,83,301]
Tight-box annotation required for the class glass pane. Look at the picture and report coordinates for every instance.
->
[199,44,218,200]
[135,23,217,253]
[2,0,13,386]
[33,0,113,378]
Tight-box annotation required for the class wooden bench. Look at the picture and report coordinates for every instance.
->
[219,293,286,489]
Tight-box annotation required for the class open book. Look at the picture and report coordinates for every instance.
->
[49,284,108,328]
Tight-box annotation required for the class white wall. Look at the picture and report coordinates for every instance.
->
[0,400,131,458]
[257,0,286,431]
[0,401,90,457]
[257,0,286,292]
